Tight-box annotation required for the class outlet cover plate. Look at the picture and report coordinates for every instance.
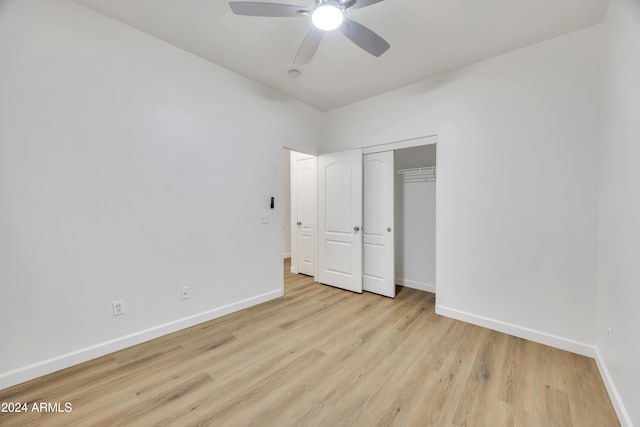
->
[112,300,125,316]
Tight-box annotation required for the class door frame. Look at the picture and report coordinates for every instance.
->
[362,135,438,155]
[290,150,318,278]
[282,146,319,290]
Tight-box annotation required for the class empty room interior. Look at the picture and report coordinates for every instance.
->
[0,0,638,425]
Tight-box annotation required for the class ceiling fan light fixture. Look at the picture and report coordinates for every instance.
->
[312,5,343,31]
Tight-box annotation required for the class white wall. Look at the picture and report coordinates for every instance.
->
[596,0,640,425]
[323,25,604,355]
[0,0,320,388]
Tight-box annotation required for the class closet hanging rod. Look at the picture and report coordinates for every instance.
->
[398,167,436,182]
[398,167,436,174]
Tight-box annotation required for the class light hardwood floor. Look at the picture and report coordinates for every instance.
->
[0,260,619,426]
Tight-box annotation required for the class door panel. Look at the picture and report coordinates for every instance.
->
[300,234,314,268]
[363,151,395,297]
[325,240,353,275]
[325,162,353,233]
[318,149,363,293]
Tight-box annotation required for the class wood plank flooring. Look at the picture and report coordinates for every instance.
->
[0,260,619,426]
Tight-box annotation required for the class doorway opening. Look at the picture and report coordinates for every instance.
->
[284,148,318,279]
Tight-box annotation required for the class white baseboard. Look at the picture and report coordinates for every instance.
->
[0,289,283,390]
[594,348,633,427]
[396,278,436,293]
[435,304,596,357]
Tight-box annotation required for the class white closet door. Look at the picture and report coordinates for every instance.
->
[291,152,317,276]
[363,151,395,298]
[318,149,363,293]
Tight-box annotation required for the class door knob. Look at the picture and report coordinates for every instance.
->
[353,226,360,232]
[387,227,392,232]
[297,221,302,226]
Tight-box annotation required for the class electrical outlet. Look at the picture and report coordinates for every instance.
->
[112,300,125,316]
[261,213,269,224]
[181,286,191,300]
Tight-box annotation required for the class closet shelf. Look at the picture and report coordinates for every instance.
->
[398,167,436,183]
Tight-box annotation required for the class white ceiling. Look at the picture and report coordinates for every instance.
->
[74,0,609,111]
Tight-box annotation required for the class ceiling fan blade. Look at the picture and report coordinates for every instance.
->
[339,17,390,57]
[294,28,324,65]
[346,0,384,11]
[229,2,310,17]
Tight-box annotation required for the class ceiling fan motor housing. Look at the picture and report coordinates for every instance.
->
[319,0,356,11]
[229,0,389,63]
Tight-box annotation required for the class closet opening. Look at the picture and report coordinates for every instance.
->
[393,144,437,295]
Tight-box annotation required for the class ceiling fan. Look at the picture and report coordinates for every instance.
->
[229,0,390,65]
